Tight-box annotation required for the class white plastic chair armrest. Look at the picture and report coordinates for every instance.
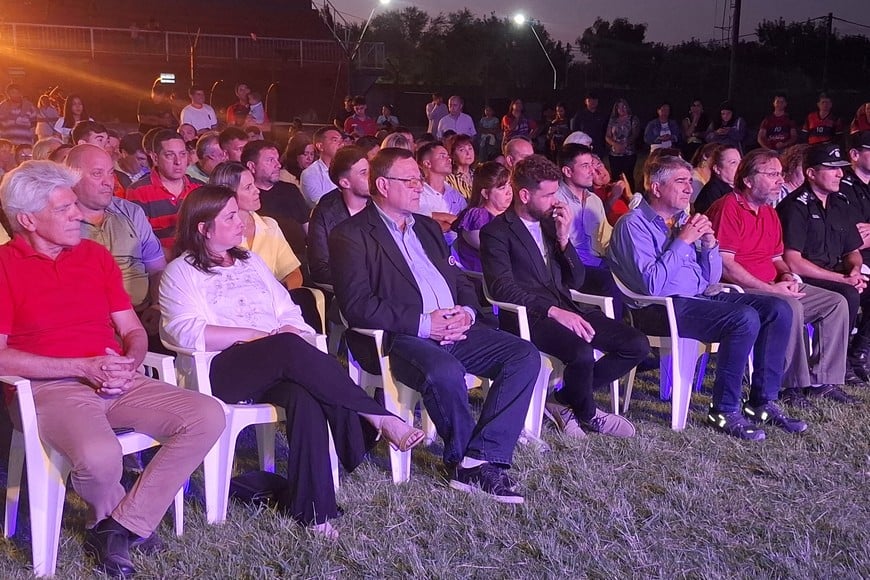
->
[303,333,329,354]
[347,327,386,356]
[298,286,327,332]
[569,290,615,319]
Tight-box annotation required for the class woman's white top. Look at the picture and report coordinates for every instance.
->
[160,251,314,352]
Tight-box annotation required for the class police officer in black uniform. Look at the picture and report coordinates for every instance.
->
[840,131,870,261]
[777,143,866,394]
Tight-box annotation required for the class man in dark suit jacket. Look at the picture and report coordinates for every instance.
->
[307,145,371,286]
[329,148,541,504]
[480,155,649,439]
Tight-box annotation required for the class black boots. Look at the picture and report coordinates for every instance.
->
[847,336,870,384]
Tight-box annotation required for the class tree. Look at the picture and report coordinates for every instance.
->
[577,18,654,87]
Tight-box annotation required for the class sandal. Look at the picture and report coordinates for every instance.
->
[376,417,426,452]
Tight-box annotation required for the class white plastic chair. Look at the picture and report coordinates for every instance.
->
[480,278,623,432]
[612,274,752,430]
[344,322,494,484]
[169,331,339,525]
[2,352,184,578]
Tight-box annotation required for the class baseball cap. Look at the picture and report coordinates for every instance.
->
[564,131,593,147]
[850,131,870,150]
[805,143,851,168]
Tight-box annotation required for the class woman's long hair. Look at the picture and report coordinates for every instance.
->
[174,185,249,273]
[61,95,89,129]
[280,133,312,180]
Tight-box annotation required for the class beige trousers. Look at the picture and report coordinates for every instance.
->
[26,375,225,537]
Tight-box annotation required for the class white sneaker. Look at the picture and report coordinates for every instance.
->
[544,400,587,439]
[582,408,636,438]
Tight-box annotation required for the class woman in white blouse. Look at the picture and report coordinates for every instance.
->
[209,161,303,289]
[159,186,423,538]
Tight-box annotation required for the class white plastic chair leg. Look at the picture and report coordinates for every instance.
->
[622,366,637,414]
[172,488,184,537]
[380,382,416,484]
[29,449,69,577]
[523,356,553,439]
[255,423,277,473]
[4,430,25,538]
[202,420,244,524]
[672,338,704,430]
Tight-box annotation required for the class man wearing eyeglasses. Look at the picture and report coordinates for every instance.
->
[329,147,541,504]
[126,130,199,257]
[707,148,852,406]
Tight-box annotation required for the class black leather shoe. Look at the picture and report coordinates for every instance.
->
[130,531,164,555]
[83,518,136,578]
[844,364,867,387]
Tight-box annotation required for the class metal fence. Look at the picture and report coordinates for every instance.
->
[0,22,385,69]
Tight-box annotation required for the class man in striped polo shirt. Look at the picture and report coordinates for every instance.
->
[126,129,201,257]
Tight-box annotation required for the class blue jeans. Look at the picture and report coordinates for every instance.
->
[672,292,792,412]
[634,292,792,412]
[387,325,540,467]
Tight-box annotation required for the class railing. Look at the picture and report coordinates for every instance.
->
[0,22,385,69]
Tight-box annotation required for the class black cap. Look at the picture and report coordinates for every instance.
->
[585,91,599,100]
[805,143,851,168]
[851,131,870,150]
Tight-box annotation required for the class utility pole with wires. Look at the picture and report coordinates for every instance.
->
[822,12,833,89]
[726,0,741,101]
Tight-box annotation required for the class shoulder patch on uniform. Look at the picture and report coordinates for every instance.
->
[797,192,809,205]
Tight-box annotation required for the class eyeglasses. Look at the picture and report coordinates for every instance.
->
[755,170,783,178]
[384,176,424,188]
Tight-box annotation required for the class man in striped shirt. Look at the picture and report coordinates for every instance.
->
[126,130,200,257]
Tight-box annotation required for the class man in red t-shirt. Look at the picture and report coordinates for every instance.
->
[0,161,224,577]
[343,95,378,138]
[757,94,798,151]
[707,148,852,403]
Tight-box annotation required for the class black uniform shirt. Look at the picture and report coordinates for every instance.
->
[777,184,862,271]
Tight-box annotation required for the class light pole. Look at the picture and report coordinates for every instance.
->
[513,13,557,91]
[351,0,391,61]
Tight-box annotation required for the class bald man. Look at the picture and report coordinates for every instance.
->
[67,144,167,345]
[504,138,534,170]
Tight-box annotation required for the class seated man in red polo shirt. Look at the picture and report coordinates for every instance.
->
[706,148,852,405]
[0,161,225,577]
[126,129,201,258]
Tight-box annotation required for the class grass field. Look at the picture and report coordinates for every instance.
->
[2,368,870,579]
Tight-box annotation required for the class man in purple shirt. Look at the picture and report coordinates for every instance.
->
[608,155,804,440]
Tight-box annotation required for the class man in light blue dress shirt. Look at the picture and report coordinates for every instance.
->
[608,154,805,440]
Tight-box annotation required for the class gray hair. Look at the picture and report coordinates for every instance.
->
[196,131,221,159]
[380,132,412,151]
[0,160,81,232]
[644,155,692,194]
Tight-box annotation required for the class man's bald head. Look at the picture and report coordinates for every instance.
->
[504,138,534,169]
[66,143,112,170]
[66,144,115,211]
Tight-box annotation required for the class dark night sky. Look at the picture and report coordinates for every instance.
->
[328,0,870,46]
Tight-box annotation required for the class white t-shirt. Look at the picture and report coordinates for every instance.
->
[180,104,218,132]
[160,251,314,351]
[520,216,548,266]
